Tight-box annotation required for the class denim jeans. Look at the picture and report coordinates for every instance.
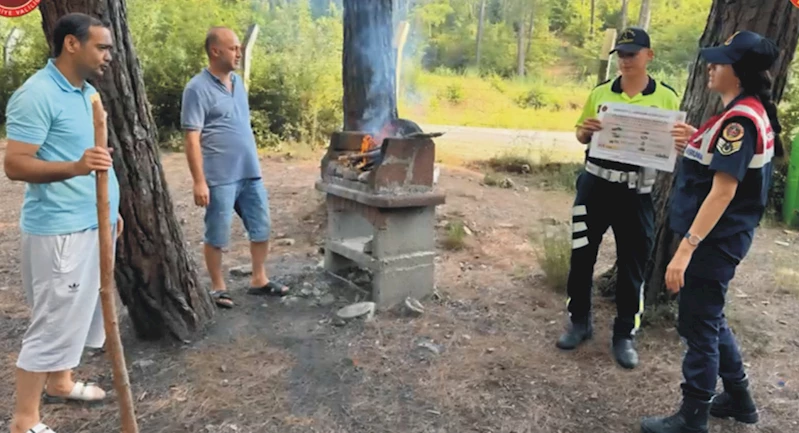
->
[204,178,271,248]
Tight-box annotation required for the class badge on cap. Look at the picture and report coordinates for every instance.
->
[618,28,636,44]
[722,122,744,141]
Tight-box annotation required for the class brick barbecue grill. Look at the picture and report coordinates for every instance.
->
[315,119,446,308]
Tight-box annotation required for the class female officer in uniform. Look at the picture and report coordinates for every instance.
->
[640,30,781,433]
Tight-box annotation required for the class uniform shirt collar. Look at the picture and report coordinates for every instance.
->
[45,58,86,93]
[723,92,748,111]
[611,75,657,96]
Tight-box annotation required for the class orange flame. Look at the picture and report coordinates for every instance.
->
[354,122,396,169]
[358,135,377,168]
[361,134,375,154]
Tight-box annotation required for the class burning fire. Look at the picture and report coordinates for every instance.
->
[356,123,395,168]
[357,135,376,169]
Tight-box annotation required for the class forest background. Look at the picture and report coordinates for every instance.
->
[2,0,798,216]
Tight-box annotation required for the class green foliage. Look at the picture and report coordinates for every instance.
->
[1,0,342,149]
[127,0,343,148]
[0,14,50,122]
[442,220,467,250]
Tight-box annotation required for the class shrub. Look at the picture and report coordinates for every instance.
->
[442,220,467,251]
[0,16,50,123]
[535,225,572,293]
[437,83,464,104]
[125,0,343,148]
[515,87,549,109]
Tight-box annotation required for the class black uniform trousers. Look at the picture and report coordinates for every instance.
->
[566,171,654,339]
[678,243,747,401]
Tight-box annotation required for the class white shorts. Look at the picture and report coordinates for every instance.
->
[16,228,107,373]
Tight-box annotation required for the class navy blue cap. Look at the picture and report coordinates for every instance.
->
[700,31,779,68]
[610,27,651,54]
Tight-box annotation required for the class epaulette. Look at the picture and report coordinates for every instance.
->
[660,81,679,96]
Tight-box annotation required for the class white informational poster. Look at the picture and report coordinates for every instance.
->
[588,102,687,172]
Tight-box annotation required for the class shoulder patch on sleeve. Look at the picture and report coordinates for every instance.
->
[716,139,742,156]
[660,81,679,96]
[722,122,745,142]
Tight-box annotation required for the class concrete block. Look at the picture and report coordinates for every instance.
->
[372,207,436,257]
[372,261,435,308]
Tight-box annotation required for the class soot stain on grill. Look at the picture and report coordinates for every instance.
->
[314,118,446,310]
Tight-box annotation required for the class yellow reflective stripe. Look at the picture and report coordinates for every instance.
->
[633,283,645,334]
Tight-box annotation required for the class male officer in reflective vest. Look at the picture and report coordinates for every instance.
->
[556,27,681,369]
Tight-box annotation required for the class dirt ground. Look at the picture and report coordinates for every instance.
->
[0,144,797,433]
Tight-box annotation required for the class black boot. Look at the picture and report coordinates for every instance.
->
[556,318,593,350]
[612,337,638,369]
[640,396,711,433]
[710,377,759,424]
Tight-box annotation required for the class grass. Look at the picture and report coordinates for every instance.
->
[484,148,582,192]
[772,239,799,297]
[398,70,589,131]
[775,266,799,297]
[483,172,501,187]
[531,224,572,293]
[442,220,468,251]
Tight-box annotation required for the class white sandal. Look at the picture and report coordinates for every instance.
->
[42,381,106,404]
[27,423,56,433]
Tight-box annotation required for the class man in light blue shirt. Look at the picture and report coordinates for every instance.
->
[3,13,120,433]
[181,26,289,309]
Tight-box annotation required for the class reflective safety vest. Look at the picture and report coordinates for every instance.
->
[683,96,774,169]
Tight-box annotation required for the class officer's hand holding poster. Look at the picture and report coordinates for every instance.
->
[589,103,687,172]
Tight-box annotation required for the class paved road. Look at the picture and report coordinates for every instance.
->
[419,124,585,163]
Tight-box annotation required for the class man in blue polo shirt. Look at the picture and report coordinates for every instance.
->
[4,13,120,433]
[181,26,289,309]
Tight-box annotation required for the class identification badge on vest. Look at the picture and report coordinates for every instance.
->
[717,122,744,156]
[717,139,742,156]
[722,122,744,142]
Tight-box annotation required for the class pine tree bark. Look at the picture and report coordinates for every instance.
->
[342,0,398,132]
[597,0,799,309]
[39,0,215,341]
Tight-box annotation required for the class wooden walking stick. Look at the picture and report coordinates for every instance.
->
[91,93,140,433]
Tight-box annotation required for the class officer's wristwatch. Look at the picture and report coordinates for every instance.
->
[684,232,702,247]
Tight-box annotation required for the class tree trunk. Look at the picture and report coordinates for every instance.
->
[342,0,398,132]
[39,0,215,341]
[590,0,595,35]
[597,0,799,310]
[4,27,23,67]
[515,20,525,76]
[637,0,651,30]
[476,0,486,70]
[525,5,536,59]
[620,0,629,30]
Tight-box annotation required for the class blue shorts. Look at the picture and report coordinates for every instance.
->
[204,178,271,248]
